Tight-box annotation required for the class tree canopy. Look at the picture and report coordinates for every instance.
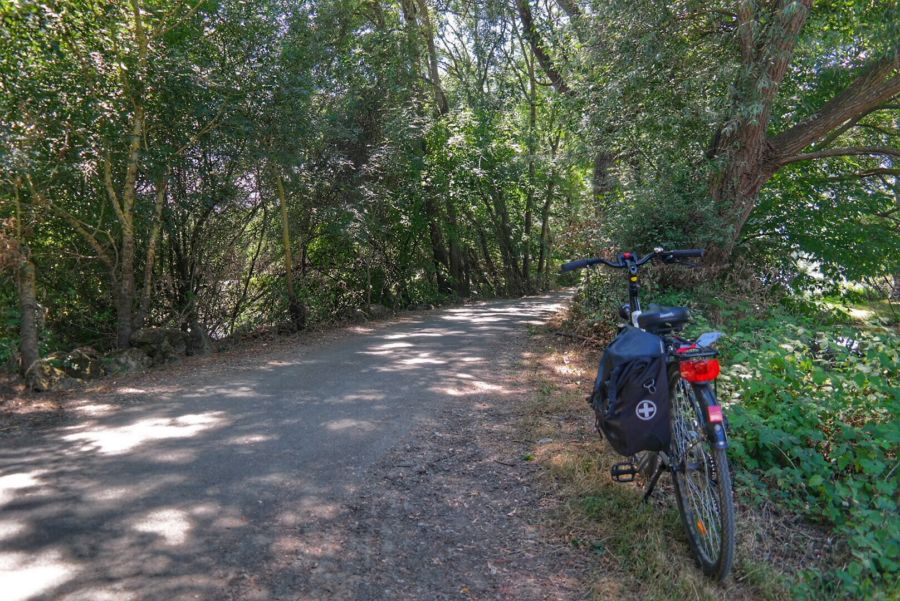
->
[1,0,897,364]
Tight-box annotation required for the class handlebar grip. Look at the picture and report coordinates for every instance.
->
[560,258,596,272]
[664,249,705,259]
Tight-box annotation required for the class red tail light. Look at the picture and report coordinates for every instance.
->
[679,358,720,382]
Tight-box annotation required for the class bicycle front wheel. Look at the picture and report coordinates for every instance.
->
[669,376,735,580]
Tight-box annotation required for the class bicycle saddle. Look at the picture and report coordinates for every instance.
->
[636,304,690,333]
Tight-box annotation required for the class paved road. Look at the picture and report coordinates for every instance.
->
[0,293,570,601]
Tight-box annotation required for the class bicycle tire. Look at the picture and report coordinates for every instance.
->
[669,374,735,580]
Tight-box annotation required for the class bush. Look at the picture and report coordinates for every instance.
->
[698,301,898,599]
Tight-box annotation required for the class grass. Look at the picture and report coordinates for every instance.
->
[519,328,795,601]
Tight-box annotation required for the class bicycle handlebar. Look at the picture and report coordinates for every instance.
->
[659,249,704,261]
[560,248,704,272]
[559,257,601,272]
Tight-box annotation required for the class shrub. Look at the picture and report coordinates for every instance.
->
[707,304,898,599]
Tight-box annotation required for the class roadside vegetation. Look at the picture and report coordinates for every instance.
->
[534,270,898,600]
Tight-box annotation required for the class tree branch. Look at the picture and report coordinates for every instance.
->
[758,0,812,110]
[819,168,900,182]
[516,0,572,97]
[736,0,755,66]
[414,0,449,116]
[772,53,900,158]
[554,0,582,20]
[777,146,900,166]
[28,179,114,268]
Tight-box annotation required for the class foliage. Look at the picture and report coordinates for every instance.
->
[685,296,899,599]
[0,0,592,365]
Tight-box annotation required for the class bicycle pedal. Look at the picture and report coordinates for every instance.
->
[611,462,639,483]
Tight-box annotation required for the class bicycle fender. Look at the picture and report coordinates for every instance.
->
[692,383,729,450]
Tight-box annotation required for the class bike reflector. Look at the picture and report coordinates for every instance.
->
[679,358,720,382]
[707,405,724,423]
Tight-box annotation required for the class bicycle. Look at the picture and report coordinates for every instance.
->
[561,248,735,581]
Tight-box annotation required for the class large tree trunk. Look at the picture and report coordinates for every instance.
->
[706,1,899,268]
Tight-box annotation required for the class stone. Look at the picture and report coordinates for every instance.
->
[25,358,78,392]
[103,348,153,375]
[61,347,106,380]
[129,328,190,365]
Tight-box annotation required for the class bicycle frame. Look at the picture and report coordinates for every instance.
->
[617,252,729,452]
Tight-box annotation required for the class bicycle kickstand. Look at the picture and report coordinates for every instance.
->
[642,462,665,503]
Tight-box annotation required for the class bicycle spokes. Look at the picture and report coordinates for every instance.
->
[671,379,727,568]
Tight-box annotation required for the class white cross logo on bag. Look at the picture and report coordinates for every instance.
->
[636,400,657,421]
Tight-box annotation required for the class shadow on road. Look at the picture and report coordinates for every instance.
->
[0,293,571,601]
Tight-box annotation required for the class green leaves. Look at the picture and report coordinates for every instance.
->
[713,303,900,598]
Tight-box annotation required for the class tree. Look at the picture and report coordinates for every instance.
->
[707,0,899,263]
[0,182,39,375]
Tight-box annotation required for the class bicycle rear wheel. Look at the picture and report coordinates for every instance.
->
[669,375,735,580]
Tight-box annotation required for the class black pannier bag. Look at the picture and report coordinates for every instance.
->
[590,326,670,456]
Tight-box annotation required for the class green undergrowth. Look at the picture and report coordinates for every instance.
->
[576,275,899,599]
[674,298,897,599]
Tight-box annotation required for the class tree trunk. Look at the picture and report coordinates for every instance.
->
[117,231,136,348]
[536,174,555,288]
[404,0,455,296]
[12,186,38,374]
[489,187,522,294]
[136,175,167,329]
[17,257,39,375]
[424,191,452,294]
[592,150,613,210]
[701,1,900,267]
[522,53,537,292]
[275,171,306,330]
[104,100,144,348]
[446,199,467,297]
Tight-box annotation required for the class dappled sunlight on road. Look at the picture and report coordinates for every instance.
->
[432,379,508,397]
[323,418,378,432]
[0,469,48,505]
[83,476,187,505]
[0,549,78,601]
[61,412,227,456]
[0,292,571,600]
[131,508,193,546]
